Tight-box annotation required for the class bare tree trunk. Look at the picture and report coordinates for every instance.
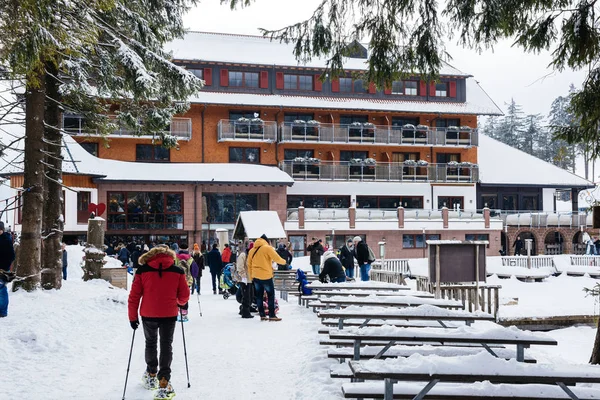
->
[585,149,590,180]
[40,63,64,290]
[591,317,600,364]
[13,71,45,292]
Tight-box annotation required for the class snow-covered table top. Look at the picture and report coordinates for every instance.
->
[311,289,434,298]
[318,295,464,308]
[317,304,495,321]
[307,282,409,290]
[329,324,557,346]
[348,352,600,382]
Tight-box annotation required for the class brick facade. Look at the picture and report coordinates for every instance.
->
[505,226,593,255]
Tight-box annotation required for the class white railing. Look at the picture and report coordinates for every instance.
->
[501,256,557,271]
[570,255,600,266]
[500,211,591,228]
[217,119,278,142]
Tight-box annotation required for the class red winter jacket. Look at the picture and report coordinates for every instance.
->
[128,246,190,321]
[222,246,232,263]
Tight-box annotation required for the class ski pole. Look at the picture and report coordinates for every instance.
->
[197,292,202,317]
[122,329,136,400]
[180,308,191,388]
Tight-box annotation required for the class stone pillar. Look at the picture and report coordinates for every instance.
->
[484,207,490,229]
[442,207,449,229]
[349,206,356,229]
[398,207,404,229]
[298,206,305,229]
[83,217,106,281]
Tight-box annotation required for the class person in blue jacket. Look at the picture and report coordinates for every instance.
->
[0,222,16,317]
[205,243,223,295]
[62,243,68,280]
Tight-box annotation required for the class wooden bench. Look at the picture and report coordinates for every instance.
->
[329,325,557,362]
[307,283,410,291]
[311,290,434,299]
[318,320,461,334]
[318,305,496,329]
[317,296,465,310]
[344,355,600,400]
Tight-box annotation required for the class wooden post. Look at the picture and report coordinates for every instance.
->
[83,217,106,281]
[475,244,480,311]
[435,245,441,299]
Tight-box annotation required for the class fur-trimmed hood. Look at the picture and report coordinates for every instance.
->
[139,246,177,269]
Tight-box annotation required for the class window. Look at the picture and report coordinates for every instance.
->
[403,234,441,248]
[287,195,350,209]
[289,235,306,258]
[135,145,170,162]
[481,194,498,209]
[522,195,539,211]
[228,71,259,88]
[284,149,314,160]
[405,81,418,95]
[392,152,419,162]
[435,82,448,97]
[204,193,266,223]
[107,192,183,230]
[77,192,91,224]
[466,234,489,241]
[356,196,424,209]
[63,114,84,134]
[340,115,369,125]
[284,74,313,90]
[435,119,461,128]
[229,111,260,121]
[188,69,203,79]
[392,117,420,127]
[353,79,367,93]
[503,194,517,210]
[80,142,98,157]
[340,78,353,92]
[438,196,464,210]
[436,153,461,164]
[229,147,260,164]
[284,113,314,123]
[340,151,368,162]
[391,81,403,94]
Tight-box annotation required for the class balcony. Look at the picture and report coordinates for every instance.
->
[280,160,479,183]
[280,122,478,147]
[63,116,193,141]
[218,119,278,142]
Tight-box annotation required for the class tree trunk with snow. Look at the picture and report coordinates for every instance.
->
[13,73,45,292]
[40,64,64,290]
[83,218,105,281]
[591,318,600,364]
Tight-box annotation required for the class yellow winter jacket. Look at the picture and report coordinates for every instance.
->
[247,238,286,280]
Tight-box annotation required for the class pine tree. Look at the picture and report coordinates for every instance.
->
[548,87,582,173]
[496,99,526,150]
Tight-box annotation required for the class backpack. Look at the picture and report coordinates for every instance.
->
[295,269,312,295]
[367,245,376,263]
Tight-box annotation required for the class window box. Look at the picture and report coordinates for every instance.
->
[417,160,429,166]
[293,157,321,165]
[416,125,429,139]
[446,125,459,140]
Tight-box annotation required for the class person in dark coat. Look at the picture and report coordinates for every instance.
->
[117,243,130,266]
[128,245,190,398]
[62,243,68,280]
[353,236,371,281]
[205,244,223,295]
[338,239,355,278]
[306,237,324,275]
[276,244,293,271]
[105,242,115,256]
[130,245,142,272]
[513,236,524,256]
[0,222,15,317]
[319,251,346,283]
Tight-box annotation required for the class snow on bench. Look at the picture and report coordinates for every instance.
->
[317,295,465,309]
[345,353,600,400]
[328,344,537,363]
[311,290,434,298]
[307,282,410,291]
[319,319,462,332]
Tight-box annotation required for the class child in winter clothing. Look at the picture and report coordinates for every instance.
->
[128,246,190,399]
[176,244,198,321]
[191,243,204,294]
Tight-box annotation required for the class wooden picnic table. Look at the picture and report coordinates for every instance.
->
[318,304,496,329]
[329,325,557,362]
[316,296,464,310]
[311,290,434,299]
[345,354,599,400]
[307,282,410,291]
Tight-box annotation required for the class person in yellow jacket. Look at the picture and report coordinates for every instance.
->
[247,234,286,321]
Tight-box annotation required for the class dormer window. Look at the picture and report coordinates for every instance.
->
[391,80,419,96]
[435,82,448,97]
[284,74,313,90]
[229,71,259,88]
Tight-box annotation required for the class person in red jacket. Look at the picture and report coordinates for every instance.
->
[221,243,232,264]
[128,245,190,399]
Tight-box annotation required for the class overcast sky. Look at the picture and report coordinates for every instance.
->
[183,0,587,118]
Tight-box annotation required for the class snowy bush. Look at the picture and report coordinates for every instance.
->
[363,122,375,127]
[251,117,264,124]
[350,121,363,126]
[447,125,459,131]
[237,117,250,123]
[417,160,429,166]
[364,158,376,165]
[447,161,459,166]
[416,124,429,130]
[307,120,320,125]
[293,119,307,124]
[403,159,417,165]
[460,161,473,166]
[402,124,416,130]
[460,125,472,131]
[293,157,320,164]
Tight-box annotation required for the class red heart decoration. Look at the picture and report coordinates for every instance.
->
[96,203,106,216]
[88,203,98,214]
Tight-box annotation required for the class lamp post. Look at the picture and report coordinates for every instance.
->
[422,228,426,258]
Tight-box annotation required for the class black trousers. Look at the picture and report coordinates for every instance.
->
[240,282,252,316]
[142,319,177,381]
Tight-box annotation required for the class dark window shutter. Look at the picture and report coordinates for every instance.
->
[220,69,229,87]
[429,82,436,97]
[276,72,284,89]
[384,86,392,95]
[203,68,212,86]
[260,71,269,89]
[314,74,322,91]
[331,78,340,92]
[368,82,376,94]
[419,80,427,96]
[449,81,457,97]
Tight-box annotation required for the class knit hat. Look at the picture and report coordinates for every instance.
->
[353,236,362,242]
[193,243,200,251]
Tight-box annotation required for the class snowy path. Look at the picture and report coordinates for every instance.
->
[2,275,342,400]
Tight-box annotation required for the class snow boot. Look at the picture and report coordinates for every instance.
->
[142,371,159,390]
[260,316,269,321]
[154,378,175,400]
[269,316,282,322]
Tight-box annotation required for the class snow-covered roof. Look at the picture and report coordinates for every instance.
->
[478,134,593,188]
[191,77,501,115]
[168,31,470,77]
[1,134,294,186]
[234,211,287,239]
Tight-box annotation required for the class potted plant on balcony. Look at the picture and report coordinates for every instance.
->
[235,117,250,135]
[416,124,429,140]
[250,117,264,136]
[306,119,320,138]
[417,160,429,166]
[447,125,460,140]
[291,119,307,137]
[459,125,472,143]
[403,159,417,166]
[349,121,363,139]
[364,157,377,165]
[363,122,375,140]
[401,123,416,141]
